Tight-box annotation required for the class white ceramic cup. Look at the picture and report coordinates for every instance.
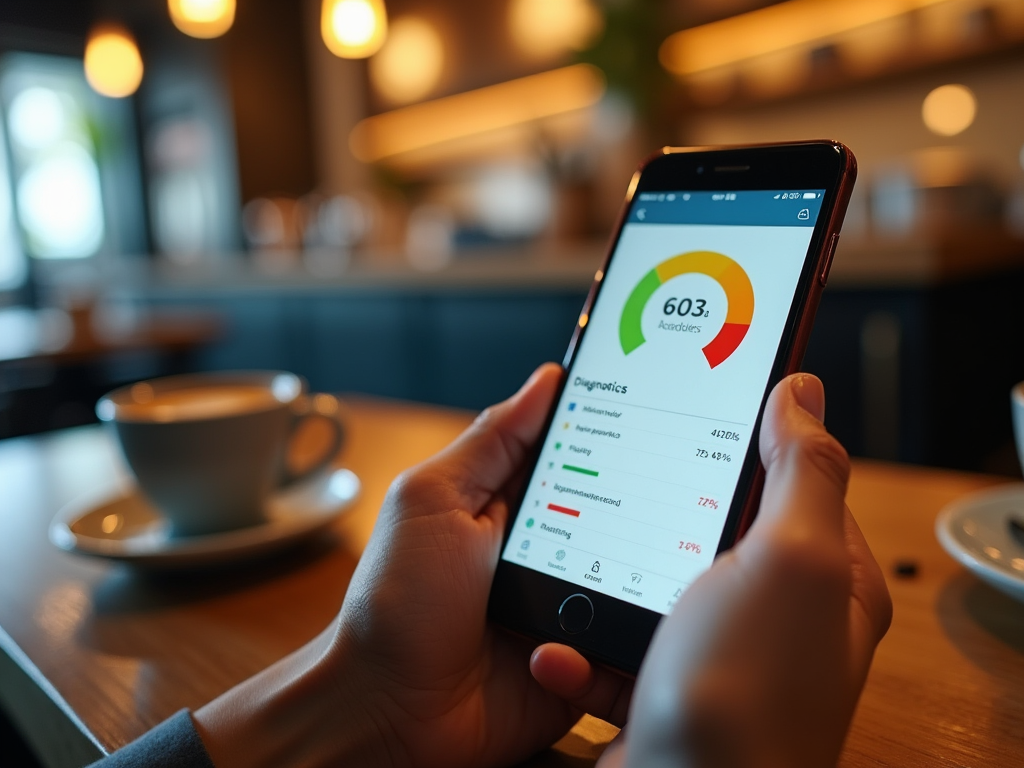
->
[97,371,344,537]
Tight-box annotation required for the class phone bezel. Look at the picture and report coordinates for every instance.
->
[488,141,857,675]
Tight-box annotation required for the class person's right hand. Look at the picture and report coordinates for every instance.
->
[536,373,892,768]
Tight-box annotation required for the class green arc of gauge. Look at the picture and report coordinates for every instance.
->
[619,250,754,368]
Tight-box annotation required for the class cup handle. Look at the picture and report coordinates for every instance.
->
[280,393,346,486]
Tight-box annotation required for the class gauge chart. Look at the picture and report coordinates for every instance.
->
[619,250,754,368]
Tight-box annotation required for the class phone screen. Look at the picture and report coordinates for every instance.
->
[500,189,826,615]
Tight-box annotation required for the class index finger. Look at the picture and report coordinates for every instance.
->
[424,363,563,510]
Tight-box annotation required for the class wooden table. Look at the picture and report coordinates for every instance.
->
[1,399,1023,767]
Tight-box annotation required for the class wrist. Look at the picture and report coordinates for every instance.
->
[194,624,402,768]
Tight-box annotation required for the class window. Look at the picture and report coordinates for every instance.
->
[0,50,146,278]
[0,114,25,291]
[0,53,106,260]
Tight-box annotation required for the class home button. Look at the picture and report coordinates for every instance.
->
[558,594,594,634]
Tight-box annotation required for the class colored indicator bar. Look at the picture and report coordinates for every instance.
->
[620,250,754,368]
[562,464,599,477]
[547,503,581,517]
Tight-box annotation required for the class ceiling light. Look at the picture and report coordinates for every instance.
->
[370,16,444,104]
[168,0,236,39]
[84,26,144,98]
[922,83,976,136]
[509,0,603,59]
[322,0,388,59]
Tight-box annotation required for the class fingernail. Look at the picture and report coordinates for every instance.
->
[516,367,544,400]
[790,374,825,422]
[520,363,559,395]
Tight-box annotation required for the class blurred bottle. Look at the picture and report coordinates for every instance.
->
[149,118,225,265]
[406,204,455,271]
[301,194,371,276]
[242,197,303,273]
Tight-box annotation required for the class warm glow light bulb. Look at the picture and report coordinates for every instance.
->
[922,84,976,137]
[168,0,236,39]
[370,16,443,104]
[322,0,388,59]
[84,26,144,98]
[509,0,603,59]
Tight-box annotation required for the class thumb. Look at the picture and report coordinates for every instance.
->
[423,363,563,512]
[752,373,850,544]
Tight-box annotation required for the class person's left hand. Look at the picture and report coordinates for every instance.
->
[330,362,631,767]
[195,364,631,768]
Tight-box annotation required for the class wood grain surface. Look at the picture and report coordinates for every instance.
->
[0,400,1022,767]
[840,461,1024,767]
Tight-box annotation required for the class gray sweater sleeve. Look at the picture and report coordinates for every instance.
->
[87,710,216,768]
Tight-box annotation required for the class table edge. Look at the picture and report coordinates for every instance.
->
[0,626,105,767]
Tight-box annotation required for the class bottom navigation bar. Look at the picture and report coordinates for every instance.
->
[507,528,690,614]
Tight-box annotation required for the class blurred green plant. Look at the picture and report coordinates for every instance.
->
[575,0,678,144]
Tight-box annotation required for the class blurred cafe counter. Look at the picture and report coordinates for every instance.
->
[67,225,1024,476]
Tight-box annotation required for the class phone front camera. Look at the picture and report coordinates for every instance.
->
[697,166,704,174]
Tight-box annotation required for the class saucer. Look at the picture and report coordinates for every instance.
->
[49,468,360,568]
[936,483,1024,604]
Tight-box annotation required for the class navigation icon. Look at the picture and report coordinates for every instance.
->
[591,561,601,574]
[631,573,642,584]
[555,549,566,561]
[797,208,810,221]
[521,540,531,551]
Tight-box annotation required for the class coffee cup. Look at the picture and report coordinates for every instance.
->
[1013,382,1024,476]
[96,371,344,537]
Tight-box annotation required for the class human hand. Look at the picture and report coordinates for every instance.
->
[327,362,635,767]
[195,364,630,768]
[588,373,892,768]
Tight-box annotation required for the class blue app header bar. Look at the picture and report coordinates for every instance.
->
[629,190,826,227]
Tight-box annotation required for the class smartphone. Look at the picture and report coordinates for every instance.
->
[488,141,856,674]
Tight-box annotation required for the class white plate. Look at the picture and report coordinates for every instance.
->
[936,483,1024,604]
[49,468,360,568]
